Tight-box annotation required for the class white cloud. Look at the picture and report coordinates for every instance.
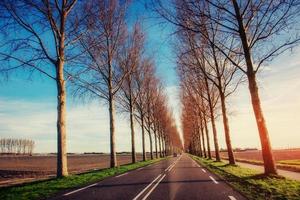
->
[0,98,148,153]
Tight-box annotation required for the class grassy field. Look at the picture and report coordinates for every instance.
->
[278,160,300,165]
[0,154,148,187]
[0,157,166,200]
[190,155,300,200]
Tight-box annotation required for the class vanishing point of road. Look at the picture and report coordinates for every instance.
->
[49,154,246,200]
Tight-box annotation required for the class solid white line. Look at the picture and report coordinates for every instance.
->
[141,174,166,200]
[165,157,180,172]
[228,196,237,200]
[132,174,162,200]
[137,167,144,171]
[209,176,219,184]
[202,169,206,173]
[165,164,173,172]
[168,163,176,172]
[64,183,98,196]
[116,172,128,178]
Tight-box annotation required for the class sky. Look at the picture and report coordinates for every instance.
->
[0,1,299,153]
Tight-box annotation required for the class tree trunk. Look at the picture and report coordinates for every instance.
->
[56,11,68,177]
[198,133,203,157]
[158,131,162,157]
[148,129,153,159]
[203,112,211,159]
[154,130,158,159]
[129,98,136,163]
[164,137,167,156]
[204,77,220,161]
[248,73,277,174]
[56,60,68,177]
[141,114,146,161]
[231,0,277,174]
[199,116,207,158]
[109,93,117,167]
[161,136,165,157]
[220,91,235,165]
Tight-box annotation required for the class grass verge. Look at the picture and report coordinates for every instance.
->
[220,157,300,173]
[190,155,300,200]
[278,160,300,166]
[0,157,166,200]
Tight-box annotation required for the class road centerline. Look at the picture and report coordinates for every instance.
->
[228,195,237,200]
[209,176,219,184]
[141,174,166,200]
[132,174,163,200]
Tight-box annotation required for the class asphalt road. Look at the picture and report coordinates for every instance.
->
[49,154,246,200]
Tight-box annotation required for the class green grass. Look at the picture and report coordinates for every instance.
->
[190,155,300,200]
[278,160,300,166]
[222,157,300,172]
[0,158,166,200]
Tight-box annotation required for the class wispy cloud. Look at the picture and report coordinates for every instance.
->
[0,98,147,153]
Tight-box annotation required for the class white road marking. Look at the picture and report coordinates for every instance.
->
[165,164,173,172]
[165,156,180,172]
[137,167,144,171]
[202,169,206,173]
[209,176,219,184]
[141,174,166,200]
[64,183,98,196]
[228,196,237,200]
[132,174,162,200]
[168,163,176,172]
[116,172,128,178]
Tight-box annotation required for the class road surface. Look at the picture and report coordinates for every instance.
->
[49,154,246,200]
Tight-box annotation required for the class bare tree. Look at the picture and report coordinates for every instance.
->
[0,0,87,177]
[0,138,34,155]
[134,59,154,160]
[71,0,135,167]
[177,24,243,164]
[177,42,220,161]
[117,24,145,163]
[153,0,300,175]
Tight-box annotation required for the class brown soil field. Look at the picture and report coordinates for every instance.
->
[219,149,300,162]
[0,154,146,187]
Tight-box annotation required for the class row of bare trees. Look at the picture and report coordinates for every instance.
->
[0,138,35,155]
[152,0,300,175]
[0,0,182,177]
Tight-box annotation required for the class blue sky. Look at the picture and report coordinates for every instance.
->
[0,1,300,153]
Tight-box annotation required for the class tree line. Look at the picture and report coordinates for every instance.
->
[151,0,300,175]
[0,138,35,155]
[0,0,182,178]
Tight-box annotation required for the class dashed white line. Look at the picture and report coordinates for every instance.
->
[209,176,219,184]
[116,172,128,178]
[64,183,98,196]
[141,174,166,200]
[228,195,237,200]
[202,169,206,173]
[132,174,163,200]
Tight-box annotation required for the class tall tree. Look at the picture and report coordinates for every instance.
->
[71,0,133,167]
[0,0,85,177]
[134,58,155,161]
[153,0,300,175]
[118,24,145,163]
